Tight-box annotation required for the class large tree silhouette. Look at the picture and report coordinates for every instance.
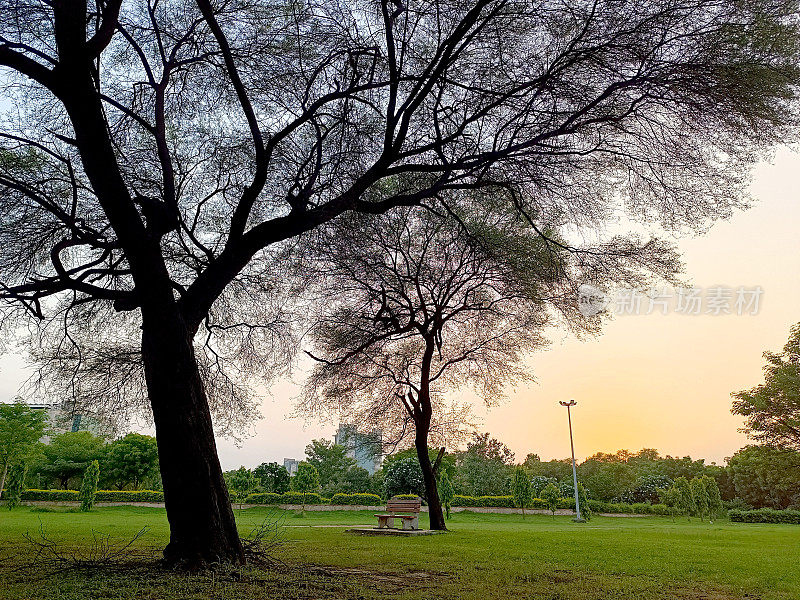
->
[0,0,798,564]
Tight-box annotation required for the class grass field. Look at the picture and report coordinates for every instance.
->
[0,506,797,599]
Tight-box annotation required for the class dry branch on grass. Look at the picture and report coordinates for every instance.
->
[16,522,151,574]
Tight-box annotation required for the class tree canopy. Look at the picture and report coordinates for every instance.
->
[40,431,105,489]
[102,433,159,490]
[0,402,47,495]
[732,323,800,450]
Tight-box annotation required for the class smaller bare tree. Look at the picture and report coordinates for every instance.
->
[300,202,643,529]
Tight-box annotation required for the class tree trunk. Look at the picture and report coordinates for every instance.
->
[141,308,244,567]
[416,435,447,530]
[414,335,446,531]
[0,463,7,499]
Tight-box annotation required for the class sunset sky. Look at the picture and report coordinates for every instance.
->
[0,149,797,470]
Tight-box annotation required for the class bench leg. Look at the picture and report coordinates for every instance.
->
[377,517,395,529]
[402,517,418,531]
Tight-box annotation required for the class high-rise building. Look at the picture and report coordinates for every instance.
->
[334,424,383,474]
[27,401,108,443]
[283,458,299,475]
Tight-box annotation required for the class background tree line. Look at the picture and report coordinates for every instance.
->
[3,399,799,512]
[0,403,160,494]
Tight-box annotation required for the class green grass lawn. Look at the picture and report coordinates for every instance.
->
[0,506,797,599]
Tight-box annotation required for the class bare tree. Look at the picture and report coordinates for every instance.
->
[300,205,680,529]
[0,0,797,563]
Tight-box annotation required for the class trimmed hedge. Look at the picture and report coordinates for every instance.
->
[330,493,382,506]
[244,492,283,504]
[94,490,163,502]
[450,496,574,510]
[729,509,800,524]
[18,489,675,515]
[452,495,515,508]
[21,490,80,501]
[586,500,674,515]
[244,491,325,505]
[21,489,165,502]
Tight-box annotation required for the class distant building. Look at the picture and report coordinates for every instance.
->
[334,424,383,474]
[283,458,299,475]
[27,401,107,443]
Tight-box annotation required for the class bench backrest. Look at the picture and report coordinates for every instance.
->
[386,498,422,513]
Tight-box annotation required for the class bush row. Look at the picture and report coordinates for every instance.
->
[729,509,800,524]
[21,489,164,502]
[447,495,681,514]
[244,492,325,505]
[450,495,577,510]
[329,493,383,505]
[95,490,164,502]
[587,500,672,515]
[16,489,691,516]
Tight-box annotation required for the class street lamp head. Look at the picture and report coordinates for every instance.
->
[559,400,577,407]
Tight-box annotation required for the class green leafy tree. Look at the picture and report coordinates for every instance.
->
[511,467,532,518]
[690,477,709,521]
[703,475,723,523]
[577,482,592,521]
[727,445,800,509]
[103,433,159,490]
[541,483,560,518]
[304,439,356,494]
[673,477,695,521]
[530,476,557,498]
[384,457,425,499]
[253,462,290,494]
[291,462,320,512]
[333,467,373,496]
[40,431,105,489]
[454,434,516,497]
[4,464,27,509]
[732,323,800,449]
[439,472,455,519]
[224,467,259,505]
[0,402,47,498]
[578,453,636,502]
[659,485,681,522]
[79,460,100,512]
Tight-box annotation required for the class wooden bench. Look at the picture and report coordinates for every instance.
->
[374,498,422,530]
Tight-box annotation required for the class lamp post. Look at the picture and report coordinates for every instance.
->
[559,399,584,522]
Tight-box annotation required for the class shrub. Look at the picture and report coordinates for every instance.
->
[330,493,382,506]
[540,483,560,516]
[94,490,164,502]
[511,467,533,517]
[244,491,326,505]
[384,458,425,499]
[21,489,80,501]
[651,503,672,516]
[450,495,516,508]
[439,472,455,519]
[630,503,653,515]
[244,492,284,505]
[5,465,27,509]
[79,460,100,512]
[280,491,325,505]
[729,508,800,524]
[20,489,166,503]
[723,498,751,511]
[394,493,424,503]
